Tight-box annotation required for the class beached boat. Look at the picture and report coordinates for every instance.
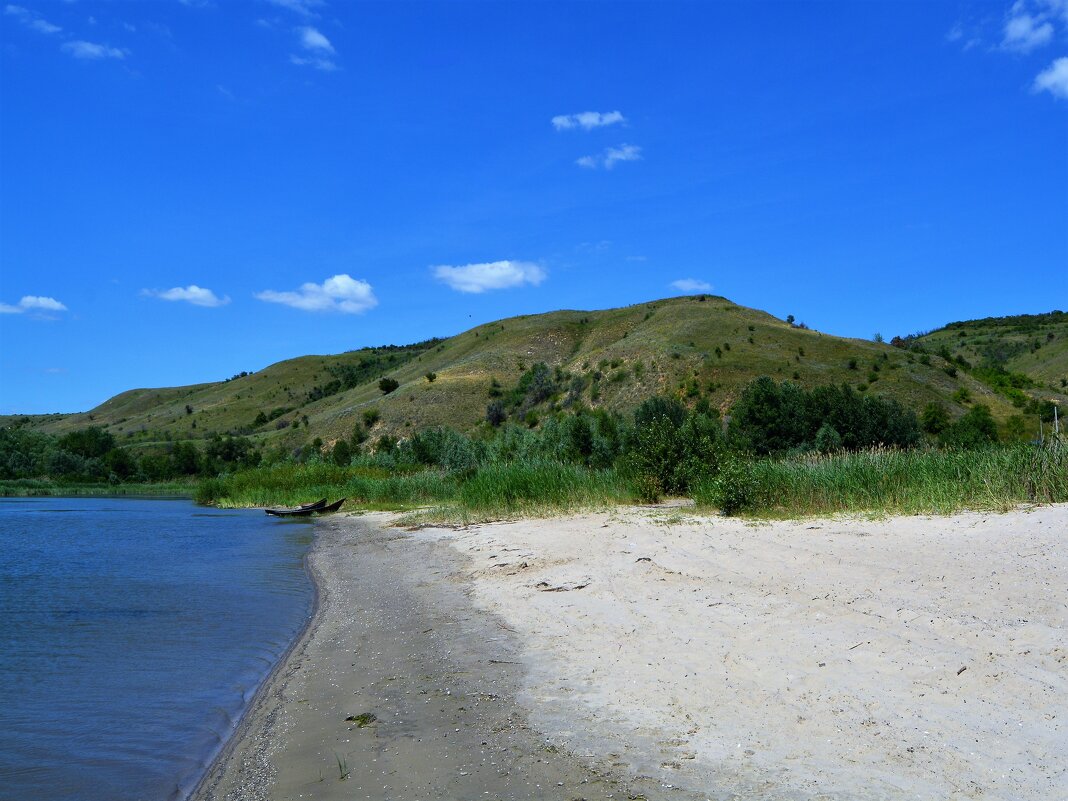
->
[264,498,345,517]
[264,498,327,517]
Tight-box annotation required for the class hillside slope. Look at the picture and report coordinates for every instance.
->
[5,296,1040,450]
[911,311,1068,390]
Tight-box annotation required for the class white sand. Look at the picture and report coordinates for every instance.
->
[419,505,1068,800]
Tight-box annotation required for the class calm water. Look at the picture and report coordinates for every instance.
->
[0,497,316,801]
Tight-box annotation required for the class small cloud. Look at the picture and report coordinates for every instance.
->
[576,143,642,170]
[290,54,337,71]
[4,4,62,34]
[143,285,231,307]
[626,255,647,262]
[1034,56,1068,98]
[433,260,546,294]
[266,0,322,17]
[670,278,713,293]
[62,40,127,60]
[298,25,333,52]
[43,367,67,374]
[0,295,68,315]
[946,23,964,42]
[255,274,377,314]
[1002,7,1054,51]
[552,110,626,131]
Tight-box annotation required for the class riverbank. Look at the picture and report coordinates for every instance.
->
[195,505,1067,800]
[191,512,676,801]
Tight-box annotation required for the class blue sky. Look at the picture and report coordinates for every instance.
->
[1,0,1066,414]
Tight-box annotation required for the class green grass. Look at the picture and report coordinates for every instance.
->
[196,463,460,509]
[0,478,196,497]
[195,459,632,519]
[694,442,1068,517]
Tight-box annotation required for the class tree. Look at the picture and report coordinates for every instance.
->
[920,402,950,436]
[941,404,998,448]
[58,427,115,459]
[379,377,399,394]
[486,400,506,427]
[425,372,437,383]
[332,440,352,466]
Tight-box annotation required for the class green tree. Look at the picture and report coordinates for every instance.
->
[941,405,999,448]
[379,378,400,394]
[331,439,352,466]
[920,403,950,435]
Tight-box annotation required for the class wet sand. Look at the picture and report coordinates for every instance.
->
[192,513,677,801]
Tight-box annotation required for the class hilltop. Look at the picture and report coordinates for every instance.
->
[6,296,1060,453]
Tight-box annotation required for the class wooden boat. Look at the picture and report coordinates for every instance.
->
[264,498,327,517]
[317,498,346,514]
[264,498,345,517]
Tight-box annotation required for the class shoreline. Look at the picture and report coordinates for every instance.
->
[185,519,324,801]
[190,512,674,801]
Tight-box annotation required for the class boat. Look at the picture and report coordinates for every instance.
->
[264,498,327,517]
[264,498,345,517]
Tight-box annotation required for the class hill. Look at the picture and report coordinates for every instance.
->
[907,311,1068,389]
[4,296,1052,452]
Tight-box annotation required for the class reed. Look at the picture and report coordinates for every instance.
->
[694,443,1067,516]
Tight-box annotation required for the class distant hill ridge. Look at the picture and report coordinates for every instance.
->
[5,296,1066,450]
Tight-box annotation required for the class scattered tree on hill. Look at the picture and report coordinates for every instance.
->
[379,378,399,394]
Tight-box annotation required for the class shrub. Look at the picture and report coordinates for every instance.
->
[941,404,998,448]
[920,402,950,435]
[362,408,381,427]
[379,378,400,394]
[425,372,437,383]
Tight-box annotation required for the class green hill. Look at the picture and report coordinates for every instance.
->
[908,311,1068,389]
[5,296,1052,451]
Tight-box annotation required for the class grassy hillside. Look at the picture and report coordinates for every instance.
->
[3,296,1042,451]
[910,311,1068,390]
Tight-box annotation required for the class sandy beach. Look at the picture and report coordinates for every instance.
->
[195,505,1067,800]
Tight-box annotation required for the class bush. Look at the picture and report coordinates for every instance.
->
[362,408,381,427]
[379,378,399,394]
[693,452,753,515]
[941,405,998,449]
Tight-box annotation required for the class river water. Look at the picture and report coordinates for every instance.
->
[0,497,315,801]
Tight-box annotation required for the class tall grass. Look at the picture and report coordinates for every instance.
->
[0,478,196,497]
[694,443,1067,516]
[196,463,459,509]
[196,459,633,518]
[198,444,1067,520]
[458,461,628,516]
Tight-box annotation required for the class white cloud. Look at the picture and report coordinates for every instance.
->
[0,295,68,314]
[143,285,231,307]
[433,260,546,294]
[62,40,127,60]
[552,110,626,131]
[255,274,377,313]
[1034,56,1068,97]
[298,25,333,52]
[576,143,642,170]
[267,0,323,17]
[670,279,713,293]
[4,4,61,34]
[290,54,337,71]
[1003,5,1054,51]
